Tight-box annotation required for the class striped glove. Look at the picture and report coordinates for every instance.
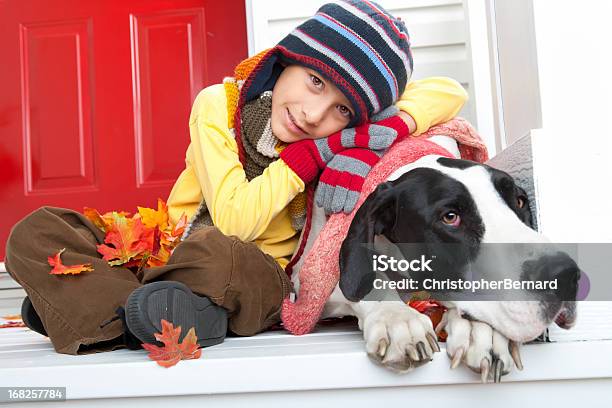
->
[316,148,384,214]
[280,106,407,185]
[315,108,410,214]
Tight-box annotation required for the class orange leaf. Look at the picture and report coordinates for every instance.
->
[408,300,438,313]
[408,299,448,342]
[83,207,112,232]
[0,321,26,329]
[138,198,169,231]
[48,248,94,275]
[151,227,162,256]
[97,214,154,266]
[142,319,202,368]
[146,244,172,267]
[158,212,187,249]
[81,202,182,269]
[171,213,188,238]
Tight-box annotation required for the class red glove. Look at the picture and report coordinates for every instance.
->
[280,107,408,184]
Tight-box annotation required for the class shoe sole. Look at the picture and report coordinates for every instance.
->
[125,281,227,348]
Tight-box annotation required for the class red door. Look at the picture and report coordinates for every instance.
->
[0,0,248,260]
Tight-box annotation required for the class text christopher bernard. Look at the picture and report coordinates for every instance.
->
[371,254,559,293]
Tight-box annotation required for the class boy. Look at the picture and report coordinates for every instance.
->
[6,0,468,354]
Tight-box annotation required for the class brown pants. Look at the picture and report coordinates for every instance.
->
[4,206,293,355]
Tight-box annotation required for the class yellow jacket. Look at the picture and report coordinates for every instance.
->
[167,78,468,270]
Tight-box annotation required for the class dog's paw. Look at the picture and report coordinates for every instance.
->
[438,308,524,383]
[361,302,440,373]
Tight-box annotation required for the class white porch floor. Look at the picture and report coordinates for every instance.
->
[1,306,612,407]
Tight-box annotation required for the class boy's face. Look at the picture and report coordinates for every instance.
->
[271,64,356,143]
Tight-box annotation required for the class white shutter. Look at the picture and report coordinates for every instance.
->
[246,0,475,125]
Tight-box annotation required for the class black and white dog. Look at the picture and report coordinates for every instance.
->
[291,136,579,382]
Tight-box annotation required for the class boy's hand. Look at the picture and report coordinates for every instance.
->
[316,148,382,214]
[397,110,417,134]
[280,106,409,184]
[323,106,409,156]
[314,106,411,214]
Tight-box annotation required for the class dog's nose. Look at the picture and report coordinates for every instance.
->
[521,252,580,300]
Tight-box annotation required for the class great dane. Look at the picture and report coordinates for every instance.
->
[291,136,579,383]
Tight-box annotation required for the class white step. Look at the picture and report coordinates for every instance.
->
[1,312,612,407]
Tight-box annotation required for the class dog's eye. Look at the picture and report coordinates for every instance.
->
[441,211,461,226]
[517,196,527,209]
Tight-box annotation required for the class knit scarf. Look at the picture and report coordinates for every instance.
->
[237,90,307,232]
[182,51,308,239]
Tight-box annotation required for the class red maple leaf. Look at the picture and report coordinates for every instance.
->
[48,248,94,275]
[96,214,153,266]
[142,319,202,368]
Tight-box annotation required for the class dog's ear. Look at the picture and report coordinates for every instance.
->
[339,182,396,302]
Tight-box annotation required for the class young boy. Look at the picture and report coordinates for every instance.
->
[6,0,468,354]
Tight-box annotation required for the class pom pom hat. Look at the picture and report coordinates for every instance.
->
[241,0,413,127]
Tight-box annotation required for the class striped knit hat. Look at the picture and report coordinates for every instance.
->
[241,0,413,127]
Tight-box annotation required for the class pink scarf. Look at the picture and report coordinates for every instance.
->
[281,117,489,335]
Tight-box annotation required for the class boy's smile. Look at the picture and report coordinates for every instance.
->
[285,108,307,136]
[271,64,355,143]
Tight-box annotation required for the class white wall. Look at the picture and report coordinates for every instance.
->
[532,0,612,137]
[529,0,612,242]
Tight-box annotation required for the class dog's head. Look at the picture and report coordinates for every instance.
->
[339,155,579,342]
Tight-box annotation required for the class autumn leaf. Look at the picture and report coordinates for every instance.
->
[97,214,154,266]
[408,300,437,313]
[0,314,25,329]
[142,319,202,368]
[48,248,94,275]
[82,200,186,270]
[0,321,26,329]
[83,208,130,232]
[408,299,448,342]
[171,213,188,239]
[151,227,161,256]
[138,198,169,231]
[83,207,112,232]
[147,244,172,268]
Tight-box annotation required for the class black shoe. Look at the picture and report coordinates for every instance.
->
[21,296,48,336]
[125,281,227,348]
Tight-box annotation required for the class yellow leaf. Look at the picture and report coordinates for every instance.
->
[138,198,169,230]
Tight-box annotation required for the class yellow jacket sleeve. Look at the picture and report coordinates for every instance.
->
[395,77,468,135]
[167,84,305,242]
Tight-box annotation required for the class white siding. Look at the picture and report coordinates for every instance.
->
[246,0,475,125]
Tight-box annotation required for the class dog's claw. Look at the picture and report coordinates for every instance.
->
[416,342,428,360]
[480,358,490,383]
[427,332,440,353]
[376,338,388,358]
[493,359,504,383]
[509,340,523,370]
[450,347,464,369]
[406,345,419,361]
